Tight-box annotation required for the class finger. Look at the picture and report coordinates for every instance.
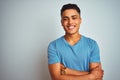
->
[60,63,66,69]
[60,64,64,68]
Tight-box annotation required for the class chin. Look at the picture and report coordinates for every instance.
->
[67,32,78,35]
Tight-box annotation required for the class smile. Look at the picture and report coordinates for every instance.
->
[68,26,75,30]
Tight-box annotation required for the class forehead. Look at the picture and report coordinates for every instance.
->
[61,9,80,17]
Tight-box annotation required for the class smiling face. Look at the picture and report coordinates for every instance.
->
[61,9,82,35]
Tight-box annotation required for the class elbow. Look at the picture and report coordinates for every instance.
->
[51,75,64,80]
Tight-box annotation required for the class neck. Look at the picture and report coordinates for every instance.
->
[64,33,81,46]
[65,33,81,39]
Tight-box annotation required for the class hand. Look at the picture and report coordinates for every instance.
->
[60,64,65,69]
[90,65,104,79]
[60,64,66,75]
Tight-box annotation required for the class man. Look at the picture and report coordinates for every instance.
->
[47,3,104,80]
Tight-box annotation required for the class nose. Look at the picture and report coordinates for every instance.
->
[68,18,73,25]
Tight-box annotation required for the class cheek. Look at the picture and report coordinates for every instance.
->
[61,22,66,29]
[75,21,81,27]
[62,21,67,27]
[61,20,64,26]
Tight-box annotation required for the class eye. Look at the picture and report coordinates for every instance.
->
[63,18,68,21]
[72,17,77,20]
[72,16,77,20]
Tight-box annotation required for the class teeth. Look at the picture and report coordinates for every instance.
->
[68,26,74,29]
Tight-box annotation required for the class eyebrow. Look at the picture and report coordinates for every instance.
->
[62,16,68,18]
[62,15,78,18]
[71,15,77,18]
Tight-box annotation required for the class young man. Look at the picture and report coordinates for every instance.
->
[47,3,104,80]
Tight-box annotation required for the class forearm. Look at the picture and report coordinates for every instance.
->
[96,78,103,80]
[60,72,103,80]
[61,67,103,80]
[65,67,89,76]
[60,68,98,80]
[60,64,89,76]
[52,74,91,80]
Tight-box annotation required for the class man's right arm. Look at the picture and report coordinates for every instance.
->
[48,63,96,80]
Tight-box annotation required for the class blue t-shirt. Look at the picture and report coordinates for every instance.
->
[47,35,100,71]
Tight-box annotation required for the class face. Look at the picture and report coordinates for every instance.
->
[61,9,82,35]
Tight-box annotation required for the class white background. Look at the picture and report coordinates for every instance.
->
[0,0,120,80]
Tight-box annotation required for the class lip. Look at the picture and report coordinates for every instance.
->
[68,26,75,30]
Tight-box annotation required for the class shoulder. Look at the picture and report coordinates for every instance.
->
[48,36,64,49]
[82,35,99,49]
[82,35,97,44]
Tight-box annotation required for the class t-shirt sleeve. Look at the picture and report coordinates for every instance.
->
[47,42,60,64]
[90,40,101,63]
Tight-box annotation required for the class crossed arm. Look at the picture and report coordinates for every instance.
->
[48,62,104,80]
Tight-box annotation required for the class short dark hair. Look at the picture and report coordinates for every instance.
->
[61,3,81,16]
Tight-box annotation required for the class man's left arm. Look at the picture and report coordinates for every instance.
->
[90,62,104,80]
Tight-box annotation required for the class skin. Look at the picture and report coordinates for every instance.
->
[48,9,104,80]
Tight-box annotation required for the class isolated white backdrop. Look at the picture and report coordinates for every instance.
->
[0,0,120,80]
